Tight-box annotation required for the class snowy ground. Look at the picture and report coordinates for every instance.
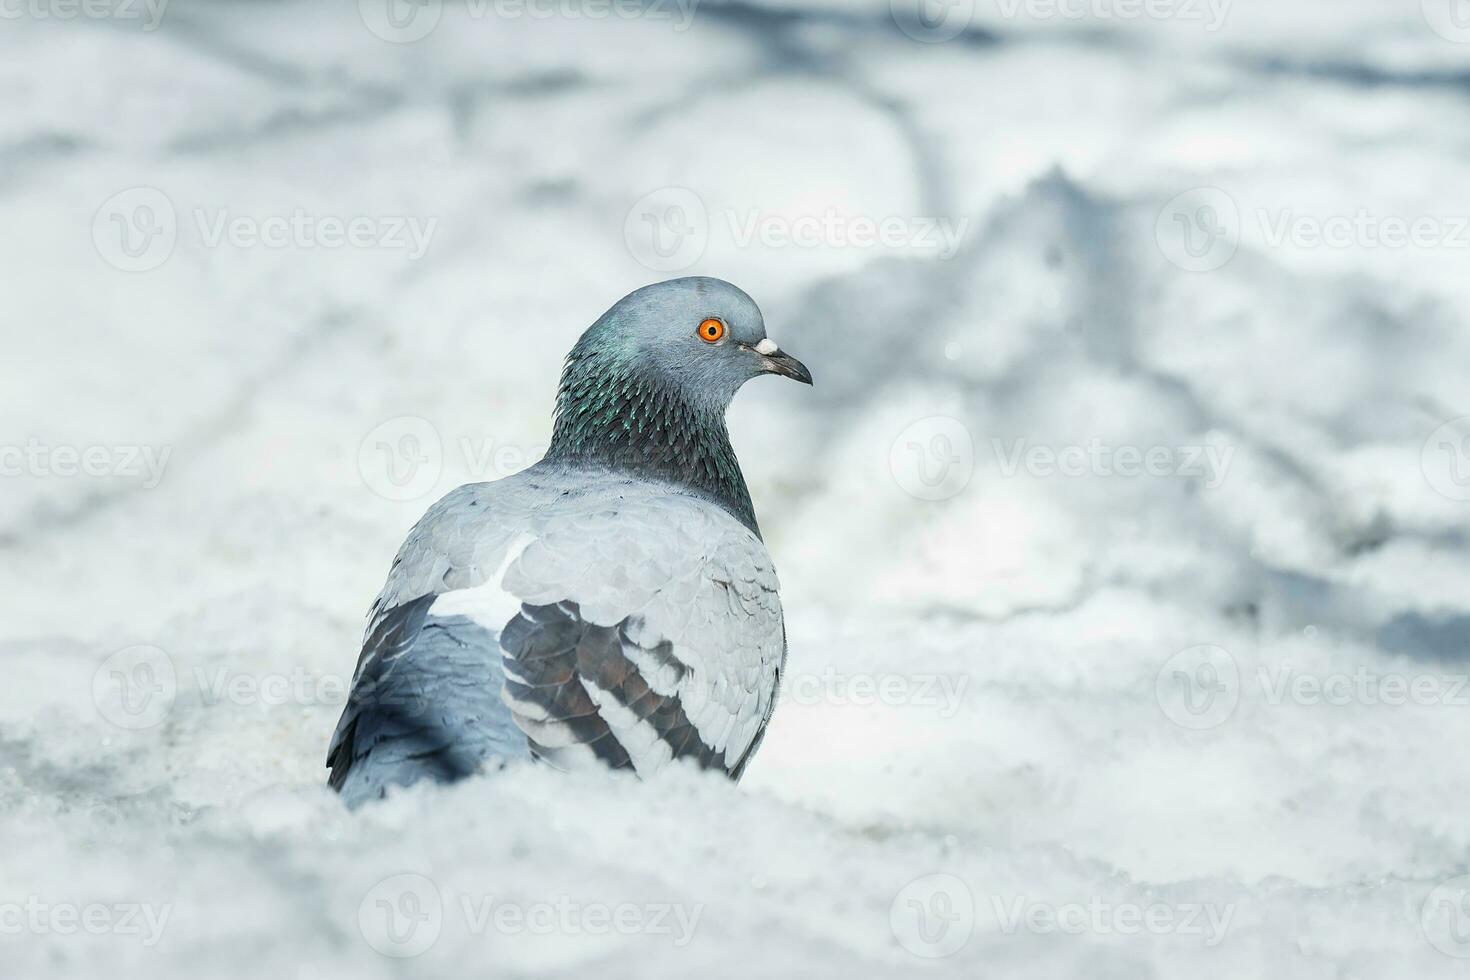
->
[4,0,1470,976]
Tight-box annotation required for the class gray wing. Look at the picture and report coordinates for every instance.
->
[327,466,786,801]
[496,486,786,775]
[327,612,526,808]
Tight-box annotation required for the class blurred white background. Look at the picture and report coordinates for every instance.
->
[3,0,1470,976]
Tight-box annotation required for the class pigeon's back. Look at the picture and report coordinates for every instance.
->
[327,460,786,807]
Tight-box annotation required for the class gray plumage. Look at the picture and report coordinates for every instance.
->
[328,277,811,807]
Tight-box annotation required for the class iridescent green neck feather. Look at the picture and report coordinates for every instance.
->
[545,339,759,535]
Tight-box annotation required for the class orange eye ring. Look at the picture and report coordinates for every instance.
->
[697,318,726,344]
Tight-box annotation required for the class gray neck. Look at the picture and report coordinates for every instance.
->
[545,350,759,535]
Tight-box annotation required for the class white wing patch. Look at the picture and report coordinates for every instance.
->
[427,531,535,632]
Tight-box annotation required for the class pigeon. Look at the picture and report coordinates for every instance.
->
[327,277,812,807]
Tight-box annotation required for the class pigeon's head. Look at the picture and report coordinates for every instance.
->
[570,277,812,409]
[551,277,809,528]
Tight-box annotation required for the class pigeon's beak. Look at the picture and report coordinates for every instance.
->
[747,338,813,386]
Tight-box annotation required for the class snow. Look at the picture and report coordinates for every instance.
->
[3,0,1470,976]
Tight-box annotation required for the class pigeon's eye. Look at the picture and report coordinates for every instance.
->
[697,318,726,344]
